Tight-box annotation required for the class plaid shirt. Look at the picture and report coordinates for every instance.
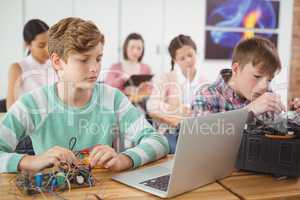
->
[192,69,300,130]
[192,69,250,117]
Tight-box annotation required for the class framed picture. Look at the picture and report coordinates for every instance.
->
[206,0,280,29]
[205,0,280,60]
[205,30,278,59]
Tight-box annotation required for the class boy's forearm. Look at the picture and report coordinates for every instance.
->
[18,155,54,172]
[118,153,133,170]
[123,132,169,168]
[18,155,34,171]
[0,152,25,173]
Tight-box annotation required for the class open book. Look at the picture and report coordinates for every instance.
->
[123,74,153,87]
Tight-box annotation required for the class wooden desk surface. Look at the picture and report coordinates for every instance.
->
[1,111,299,200]
[220,174,300,200]
[231,170,255,177]
[0,156,239,200]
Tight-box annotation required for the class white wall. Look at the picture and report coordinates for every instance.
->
[24,0,73,25]
[0,0,294,105]
[121,0,164,75]
[272,0,294,105]
[0,0,23,100]
[73,0,120,80]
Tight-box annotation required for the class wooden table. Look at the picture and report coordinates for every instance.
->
[219,174,300,200]
[231,170,255,177]
[0,156,239,200]
[1,111,300,200]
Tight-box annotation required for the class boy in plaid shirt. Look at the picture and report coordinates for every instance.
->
[192,37,300,121]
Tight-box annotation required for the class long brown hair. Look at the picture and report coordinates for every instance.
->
[168,34,197,71]
[123,33,145,62]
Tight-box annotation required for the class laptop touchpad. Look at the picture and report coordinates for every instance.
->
[140,166,170,176]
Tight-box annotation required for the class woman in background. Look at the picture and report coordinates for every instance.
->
[105,33,152,94]
[6,19,57,108]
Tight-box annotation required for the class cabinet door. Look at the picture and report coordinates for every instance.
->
[164,0,205,74]
[0,0,23,98]
[25,0,73,26]
[73,0,119,81]
[164,0,203,49]
[120,0,164,75]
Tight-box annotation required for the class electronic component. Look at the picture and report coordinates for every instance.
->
[16,161,95,195]
[236,118,300,177]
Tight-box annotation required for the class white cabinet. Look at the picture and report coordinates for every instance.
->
[73,0,119,80]
[120,0,164,75]
[164,0,205,74]
[0,0,294,99]
[24,0,73,26]
[0,0,23,98]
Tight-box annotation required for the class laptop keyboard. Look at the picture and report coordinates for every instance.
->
[140,174,170,191]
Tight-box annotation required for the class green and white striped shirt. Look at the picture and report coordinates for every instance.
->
[0,83,169,172]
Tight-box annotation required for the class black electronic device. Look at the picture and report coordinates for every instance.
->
[236,112,300,177]
[123,74,153,87]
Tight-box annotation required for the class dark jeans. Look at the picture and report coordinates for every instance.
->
[165,133,178,154]
[0,99,6,112]
[15,136,35,155]
[165,126,180,154]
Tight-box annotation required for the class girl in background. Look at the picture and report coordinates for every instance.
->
[6,19,57,108]
[147,34,207,118]
[147,34,208,153]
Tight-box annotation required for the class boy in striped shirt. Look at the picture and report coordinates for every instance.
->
[0,17,169,173]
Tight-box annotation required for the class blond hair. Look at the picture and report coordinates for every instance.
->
[48,17,104,61]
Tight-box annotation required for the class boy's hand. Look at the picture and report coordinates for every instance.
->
[180,104,192,116]
[18,146,76,172]
[247,92,286,115]
[289,98,300,113]
[89,145,133,171]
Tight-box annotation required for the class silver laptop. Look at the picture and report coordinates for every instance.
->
[112,108,249,198]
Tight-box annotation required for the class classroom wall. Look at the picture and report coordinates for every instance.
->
[0,0,294,105]
[0,0,23,100]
